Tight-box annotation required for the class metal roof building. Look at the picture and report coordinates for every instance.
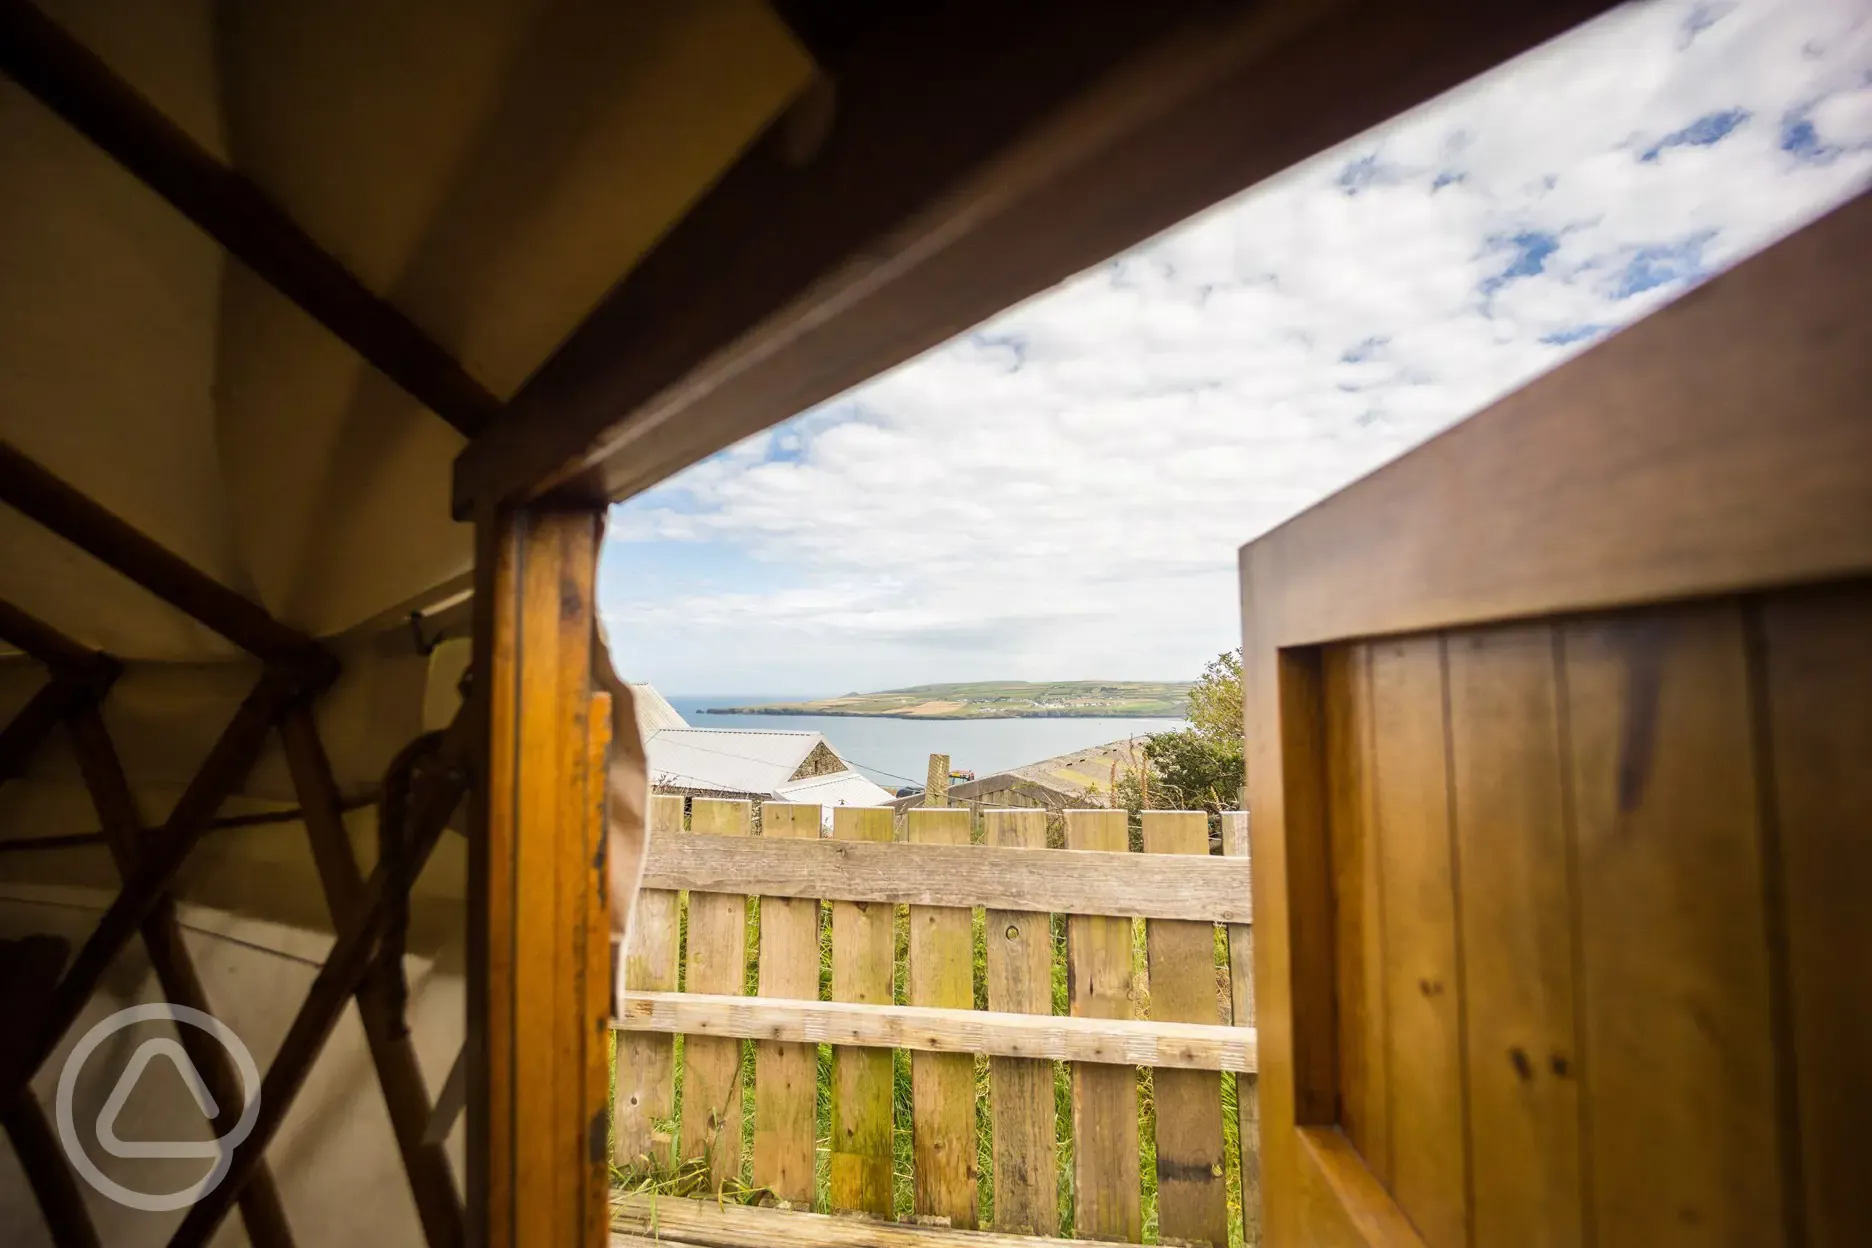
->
[645,726,894,810]
[625,682,688,737]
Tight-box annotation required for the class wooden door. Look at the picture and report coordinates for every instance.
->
[1239,193,1872,1246]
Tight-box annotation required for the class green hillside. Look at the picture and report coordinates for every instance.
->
[706,680,1190,719]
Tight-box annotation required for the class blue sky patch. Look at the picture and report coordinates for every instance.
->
[1340,336,1389,364]
[1540,324,1608,346]
[1481,230,1563,295]
[1642,108,1751,160]
[1609,230,1717,298]
[1337,152,1409,196]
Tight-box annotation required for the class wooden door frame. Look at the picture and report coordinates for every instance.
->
[1239,194,1872,1244]
[467,507,614,1248]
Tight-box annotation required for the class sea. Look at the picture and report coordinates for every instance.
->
[666,696,1183,791]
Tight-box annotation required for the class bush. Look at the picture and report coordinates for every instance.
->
[1111,648,1245,826]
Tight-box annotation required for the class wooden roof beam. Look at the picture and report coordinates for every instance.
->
[452,0,1617,514]
[0,597,120,786]
[0,439,334,676]
[0,596,108,673]
[0,0,499,439]
[0,674,104,788]
[4,667,307,1102]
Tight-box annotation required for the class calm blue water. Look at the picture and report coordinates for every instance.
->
[666,696,1182,790]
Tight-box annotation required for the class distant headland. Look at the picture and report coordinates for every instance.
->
[703,680,1190,720]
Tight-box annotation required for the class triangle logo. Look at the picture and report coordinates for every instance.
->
[95,1037,223,1160]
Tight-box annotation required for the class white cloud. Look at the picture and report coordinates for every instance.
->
[603,0,1872,694]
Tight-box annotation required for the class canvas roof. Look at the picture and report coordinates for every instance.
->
[1,0,810,661]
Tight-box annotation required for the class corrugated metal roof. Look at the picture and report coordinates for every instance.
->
[774,769,897,809]
[1007,736,1150,797]
[645,727,826,795]
[626,683,688,736]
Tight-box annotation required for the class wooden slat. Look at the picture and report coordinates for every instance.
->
[752,803,821,1206]
[0,595,101,669]
[1368,636,1467,1248]
[982,809,1058,1236]
[1142,812,1229,1247]
[615,794,684,1172]
[1272,648,1338,1131]
[10,666,302,1096]
[1321,645,1385,1183]
[71,706,301,1248]
[1562,604,1784,1246]
[584,693,615,1242]
[1292,1128,1430,1248]
[1234,643,1329,1248]
[1220,812,1259,1247]
[828,805,896,1217]
[452,0,1617,511]
[1,935,102,1248]
[680,798,751,1188]
[276,707,464,1248]
[0,674,99,788]
[1064,809,1141,1242]
[0,0,498,439]
[1758,583,1872,1248]
[645,833,1251,922]
[907,807,978,1228]
[612,1191,1180,1248]
[1445,624,1582,1248]
[5,1092,101,1248]
[617,994,1256,1074]
[0,439,330,670]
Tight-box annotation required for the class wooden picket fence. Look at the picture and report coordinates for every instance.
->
[610,796,1258,1248]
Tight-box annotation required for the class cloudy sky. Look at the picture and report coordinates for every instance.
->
[600,0,1872,696]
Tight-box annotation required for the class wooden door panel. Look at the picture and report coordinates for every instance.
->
[1367,638,1467,1248]
[1445,625,1581,1248]
[1323,645,1386,1180]
[1758,585,1872,1246]
[1562,604,1783,1246]
[1240,193,1871,1248]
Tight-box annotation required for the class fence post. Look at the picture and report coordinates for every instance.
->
[924,753,950,807]
[614,794,683,1173]
[1223,810,1261,1245]
[1143,811,1230,1246]
[680,798,751,1187]
[828,806,897,1217]
[1065,808,1142,1242]
[983,808,1059,1235]
[752,803,821,1206]
[907,806,978,1228]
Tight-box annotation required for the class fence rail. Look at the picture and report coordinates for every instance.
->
[641,829,1253,922]
[613,796,1258,1246]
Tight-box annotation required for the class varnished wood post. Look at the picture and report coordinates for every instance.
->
[469,506,611,1248]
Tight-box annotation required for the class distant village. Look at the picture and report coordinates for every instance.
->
[628,682,1143,825]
